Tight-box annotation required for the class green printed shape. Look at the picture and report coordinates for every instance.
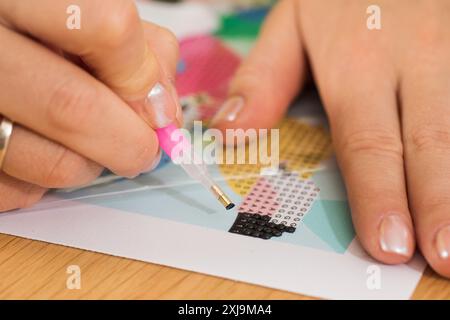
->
[214,5,274,41]
[215,15,262,39]
[303,200,355,253]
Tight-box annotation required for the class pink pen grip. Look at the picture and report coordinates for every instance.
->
[155,124,191,161]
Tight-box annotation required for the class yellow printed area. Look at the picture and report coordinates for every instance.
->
[219,118,333,196]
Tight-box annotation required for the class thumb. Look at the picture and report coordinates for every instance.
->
[211,0,307,131]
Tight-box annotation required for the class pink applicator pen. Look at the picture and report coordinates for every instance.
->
[155,123,235,210]
[138,80,234,210]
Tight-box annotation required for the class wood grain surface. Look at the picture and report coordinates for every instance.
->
[0,233,449,299]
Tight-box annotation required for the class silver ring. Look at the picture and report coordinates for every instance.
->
[0,117,13,170]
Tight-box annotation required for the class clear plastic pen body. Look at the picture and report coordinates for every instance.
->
[156,123,235,210]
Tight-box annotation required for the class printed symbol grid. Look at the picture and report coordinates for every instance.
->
[238,177,278,215]
[238,172,320,229]
[219,118,332,196]
[229,213,296,240]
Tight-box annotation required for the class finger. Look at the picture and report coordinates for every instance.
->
[210,0,306,131]
[0,172,46,212]
[324,66,414,264]
[142,21,179,80]
[0,0,181,128]
[0,25,159,178]
[2,125,102,188]
[141,21,183,127]
[1,0,156,97]
[402,56,450,277]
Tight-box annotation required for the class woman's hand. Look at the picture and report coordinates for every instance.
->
[0,0,182,211]
[212,0,450,277]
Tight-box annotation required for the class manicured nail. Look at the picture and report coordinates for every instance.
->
[142,148,162,173]
[210,96,245,126]
[379,214,411,256]
[145,82,178,128]
[435,225,450,260]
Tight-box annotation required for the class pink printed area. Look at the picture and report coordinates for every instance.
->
[176,35,241,102]
[238,177,280,217]
[238,172,320,228]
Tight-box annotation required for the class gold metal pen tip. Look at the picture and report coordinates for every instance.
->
[211,184,235,210]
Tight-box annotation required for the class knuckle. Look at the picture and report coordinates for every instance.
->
[98,0,140,48]
[46,80,98,132]
[43,148,101,188]
[407,126,450,153]
[339,129,404,160]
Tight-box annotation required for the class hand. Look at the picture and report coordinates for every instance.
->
[212,0,450,277]
[0,0,182,211]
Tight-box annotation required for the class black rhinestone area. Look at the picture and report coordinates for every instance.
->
[229,212,296,240]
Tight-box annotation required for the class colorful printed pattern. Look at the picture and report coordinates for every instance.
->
[174,35,334,241]
[176,35,241,122]
[240,172,319,227]
[219,119,332,197]
[232,171,320,239]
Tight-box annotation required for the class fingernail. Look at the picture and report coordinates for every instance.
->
[142,148,162,173]
[379,214,411,256]
[210,96,245,126]
[435,225,450,260]
[145,82,178,128]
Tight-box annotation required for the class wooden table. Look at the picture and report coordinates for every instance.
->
[0,233,449,299]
